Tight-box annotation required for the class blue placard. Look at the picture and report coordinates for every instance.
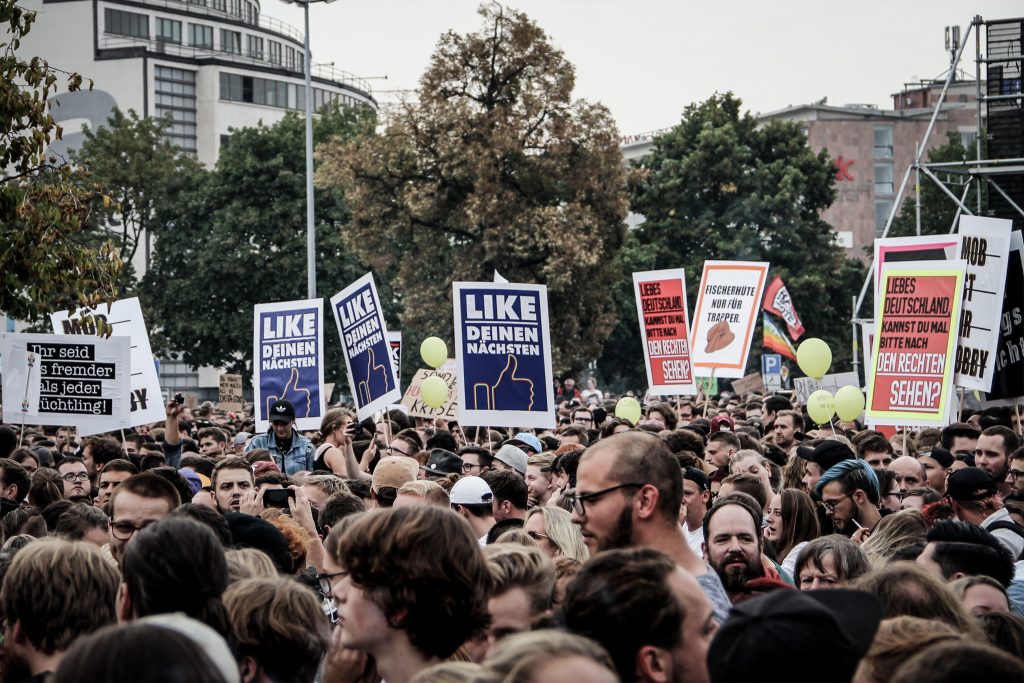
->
[330,274,400,420]
[252,298,325,431]
[453,282,555,428]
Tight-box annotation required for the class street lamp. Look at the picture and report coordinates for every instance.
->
[280,0,335,299]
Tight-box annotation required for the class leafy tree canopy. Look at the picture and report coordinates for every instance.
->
[316,4,630,378]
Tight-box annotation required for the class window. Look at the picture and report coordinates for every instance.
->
[154,66,197,154]
[285,46,297,70]
[874,163,894,195]
[105,8,148,38]
[245,1,257,24]
[156,18,181,44]
[960,129,977,149]
[220,29,241,54]
[875,200,894,236]
[873,126,893,158]
[189,23,213,49]
[228,0,241,17]
[268,41,282,65]
[211,0,225,11]
[189,0,207,6]
[247,35,263,60]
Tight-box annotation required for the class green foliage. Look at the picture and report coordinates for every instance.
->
[599,93,866,391]
[317,4,630,380]
[72,109,205,290]
[141,105,377,380]
[1,0,121,322]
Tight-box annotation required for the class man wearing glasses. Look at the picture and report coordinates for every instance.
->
[814,459,882,537]
[458,445,494,476]
[107,473,182,566]
[58,456,92,503]
[571,431,732,623]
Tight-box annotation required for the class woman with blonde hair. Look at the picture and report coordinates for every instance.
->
[523,506,588,562]
[861,508,928,567]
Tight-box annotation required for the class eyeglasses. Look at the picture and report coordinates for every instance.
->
[386,446,411,457]
[822,493,852,513]
[109,519,156,540]
[569,483,644,516]
[462,463,481,473]
[1010,470,1024,481]
[62,472,90,483]
[316,570,348,598]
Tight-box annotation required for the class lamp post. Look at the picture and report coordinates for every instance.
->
[281,0,334,299]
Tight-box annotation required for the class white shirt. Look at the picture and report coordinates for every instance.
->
[685,523,705,557]
[982,508,1024,559]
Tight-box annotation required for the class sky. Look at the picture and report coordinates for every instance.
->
[260,0,1022,136]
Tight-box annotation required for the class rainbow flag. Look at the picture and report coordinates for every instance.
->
[763,314,797,360]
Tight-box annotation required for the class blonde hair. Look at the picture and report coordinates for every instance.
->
[482,629,614,683]
[494,529,539,547]
[408,662,484,683]
[225,547,279,583]
[862,508,928,568]
[397,479,450,506]
[524,506,589,562]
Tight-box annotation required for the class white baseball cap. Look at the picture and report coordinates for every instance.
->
[449,476,494,505]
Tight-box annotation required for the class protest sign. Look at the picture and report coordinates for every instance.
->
[453,282,554,428]
[860,321,876,389]
[387,332,402,384]
[690,261,770,378]
[953,216,1013,391]
[731,372,766,396]
[1,333,131,435]
[219,374,243,411]
[873,235,956,313]
[50,297,163,427]
[330,274,401,421]
[762,276,805,340]
[794,372,860,404]
[762,354,782,392]
[866,261,966,426]
[632,269,696,396]
[987,230,1024,402]
[695,376,719,397]
[253,298,325,432]
[402,367,459,420]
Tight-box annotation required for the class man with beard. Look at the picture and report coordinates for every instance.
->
[703,493,780,603]
[58,456,92,503]
[211,457,255,513]
[572,431,731,622]
[976,426,1020,499]
[814,459,882,537]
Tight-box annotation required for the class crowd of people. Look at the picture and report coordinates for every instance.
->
[0,380,1023,682]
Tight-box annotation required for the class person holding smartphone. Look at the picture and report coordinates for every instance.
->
[314,408,358,476]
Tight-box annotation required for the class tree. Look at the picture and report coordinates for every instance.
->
[72,109,205,290]
[599,93,865,391]
[1,0,121,322]
[140,105,376,380]
[316,4,630,379]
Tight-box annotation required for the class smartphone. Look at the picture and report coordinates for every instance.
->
[264,489,295,509]
[173,392,185,405]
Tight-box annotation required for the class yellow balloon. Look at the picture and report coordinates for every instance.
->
[834,385,865,422]
[797,338,832,380]
[420,375,449,408]
[806,389,836,425]
[615,397,642,425]
[420,336,448,369]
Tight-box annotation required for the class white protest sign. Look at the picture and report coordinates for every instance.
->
[794,372,860,404]
[50,297,163,427]
[2,333,131,435]
[690,261,770,379]
[387,331,402,386]
[953,215,1012,391]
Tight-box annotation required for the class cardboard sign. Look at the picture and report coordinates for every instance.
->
[387,331,402,386]
[761,354,782,392]
[402,367,459,420]
[953,216,1013,391]
[794,372,860,404]
[762,276,805,340]
[330,274,401,421]
[453,282,555,428]
[253,298,326,432]
[690,261,770,378]
[866,261,966,426]
[987,230,1024,402]
[731,372,766,396]
[632,269,696,396]
[219,374,243,411]
[50,297,163,427]
[1,333,131,435]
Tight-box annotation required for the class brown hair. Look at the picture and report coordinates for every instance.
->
[862,508,928,567]
[224,577,330,682]
[483,544,555,616]
[853,562,980,636]
[483,630,615,683]
[890,639,1024,683]
[28,468,63,511]
[1,538,119,653]
[854,616,962,683]
[109,472,182,518]
[225,547,279,583]
[212,456,254,489]
[327,506,490,659]
[774,488,820,560]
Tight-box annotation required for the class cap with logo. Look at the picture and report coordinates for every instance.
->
[450,475,494,505]
[268,399,296,424]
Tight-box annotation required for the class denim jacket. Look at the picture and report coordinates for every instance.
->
[246,428,314,475]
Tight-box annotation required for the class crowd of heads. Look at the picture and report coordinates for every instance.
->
[0,383,1021,682]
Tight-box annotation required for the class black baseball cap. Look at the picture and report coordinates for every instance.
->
[946,467,998,502]
[797,440,853,472]
[268,399,295,424]
[683,467,711,492]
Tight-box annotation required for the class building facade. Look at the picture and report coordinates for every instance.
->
[20,0,376,167]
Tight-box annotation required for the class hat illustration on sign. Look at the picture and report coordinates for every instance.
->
[705,321,735,353]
